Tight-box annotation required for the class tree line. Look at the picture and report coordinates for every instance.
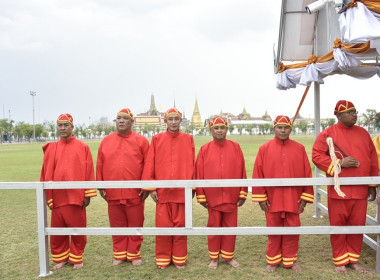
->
[0,109,379,143]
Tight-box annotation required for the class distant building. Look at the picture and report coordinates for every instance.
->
[204,106,272,135]
[134,94,165,128]
[191,98,203,127]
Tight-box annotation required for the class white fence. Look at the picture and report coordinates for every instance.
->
[1,177,380,277]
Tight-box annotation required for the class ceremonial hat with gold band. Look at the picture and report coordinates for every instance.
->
[209,116,228,128]
[334,100,355,115]
[117,108,134,120]
[164,108,182,120]
[57,113,74,125]
[273,115,292,127]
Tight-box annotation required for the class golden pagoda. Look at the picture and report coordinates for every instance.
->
[191,97,204,127]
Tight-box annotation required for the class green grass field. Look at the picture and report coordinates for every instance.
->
[0,135,377,279]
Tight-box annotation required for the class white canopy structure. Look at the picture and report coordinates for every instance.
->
[274,0,380,133]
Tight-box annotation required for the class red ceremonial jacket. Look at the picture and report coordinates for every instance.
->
[195,139,248,208]
[142,130,195,203]
[40,136,96,208]
[312,122,378,199]
[96,131,149,201]
[252,137,314,213]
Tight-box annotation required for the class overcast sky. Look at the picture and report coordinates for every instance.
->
[1,0,379,126]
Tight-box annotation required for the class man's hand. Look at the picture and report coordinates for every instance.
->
[99,189,107,201]
[200,202,208,209]
[82,197,90,209]
[150,191,158,203]
[298,199,307,213]
[368,187,377,201]
[341,157,360,168]
[259,201,270,212]
[237,199,245,207]
[139,190,150,202]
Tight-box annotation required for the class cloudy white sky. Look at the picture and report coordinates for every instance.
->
[0,0,379,126]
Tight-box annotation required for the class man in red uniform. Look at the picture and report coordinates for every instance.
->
[96,108,149,266]
[195,116,247,270]
[312,100,378,274]
[142,108,195,269]
[252,115,314,273]
[40,113,97,270]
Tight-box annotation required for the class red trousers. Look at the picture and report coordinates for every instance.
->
[207,205,237,261]
[328,197,367,266]
[155,203,187,267]
[265,211,300,267]
[108,200,144,261]
[50,205,87,264]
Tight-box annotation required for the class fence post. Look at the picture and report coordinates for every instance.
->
[36,183,52,277]
[185,186,193,228]
[313,168,322,218]
[377,185,380,274]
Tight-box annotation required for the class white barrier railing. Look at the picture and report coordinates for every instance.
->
[313,172,379,250]
[1,177,380,277]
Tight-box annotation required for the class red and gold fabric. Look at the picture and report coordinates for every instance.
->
[328,198,367,266]
[208,116,228,128]
[334,100,355,115]
[142,130,195,202]
[50,205,87,264]
[312,122,378,199]
[252,137,313,267]
[195,139,247,261]
[164,108,182,120]
[252,137,314,210]
[273,115,292,127]
[108,200,144,261]
[195,139,247,207]
[96,131,149,200]
[155,203,187,268]
[206,207,237,261]
[142,130,195,267]
[57,113,74,124]
[265,212,300,267]
[41,136,96,209]
[117,108,134,120]
[40,135,95,265]
[96,130,149,261]
[313,123,377,266]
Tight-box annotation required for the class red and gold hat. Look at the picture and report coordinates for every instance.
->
[57,113,73,125]
[334,100,355,115]
[164,108,182,120]
[273,115,292,127]
[209,116,228,128]
[117,108,134,120]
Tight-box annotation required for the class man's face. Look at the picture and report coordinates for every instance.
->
[273,124,292,141]
[210,125,227,142]
[116,114,133,135]
[165,114,182,133]
[57,122,73,141]
[337,109,357,127]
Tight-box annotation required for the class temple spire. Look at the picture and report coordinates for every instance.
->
[147,94,159,116]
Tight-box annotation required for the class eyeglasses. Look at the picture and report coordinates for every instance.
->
[344,110,358,116]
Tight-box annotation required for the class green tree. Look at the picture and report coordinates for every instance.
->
[236,125,244,135]
[228,125,234,135]
[34,124,45,140]
[360,109,378,132]
[246,124,254,135]
[0,119,13,143]
[295,120,308,134]
[13,122,33,142]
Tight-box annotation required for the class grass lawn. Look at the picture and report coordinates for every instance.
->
[0,135,377,279]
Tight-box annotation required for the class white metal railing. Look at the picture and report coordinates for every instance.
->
[1,177,380,277]
[313,172,379,250]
